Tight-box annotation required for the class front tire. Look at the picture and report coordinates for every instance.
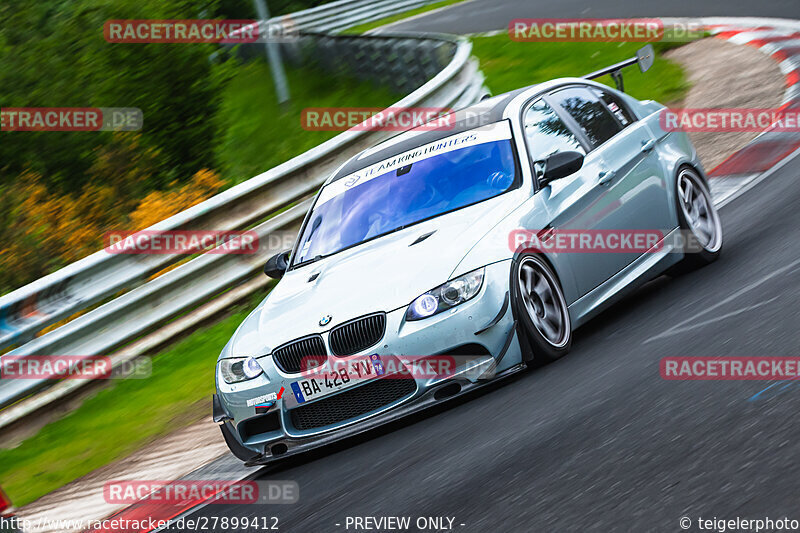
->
[511,254,572,364]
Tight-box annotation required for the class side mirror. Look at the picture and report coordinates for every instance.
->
[264,250,290,279]
[537,151,584,186]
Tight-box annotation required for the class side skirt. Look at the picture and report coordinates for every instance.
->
[568,227,682,329]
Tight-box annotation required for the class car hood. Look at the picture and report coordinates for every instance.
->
[224,191,523,357]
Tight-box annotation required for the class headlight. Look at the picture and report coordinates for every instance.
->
[219,356,263,384]
[406,268,485,321]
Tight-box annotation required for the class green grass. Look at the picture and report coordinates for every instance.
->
[214,60,397,185]
[343,0,468,35]
[0,296,262,507]
[470,35,690,105]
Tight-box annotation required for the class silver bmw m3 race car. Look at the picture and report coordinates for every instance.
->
[213,46,722,465]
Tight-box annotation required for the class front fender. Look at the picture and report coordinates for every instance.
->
[451,190,581,306]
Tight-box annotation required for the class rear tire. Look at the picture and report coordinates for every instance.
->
[510,254,572,365]
[673,166,723,272]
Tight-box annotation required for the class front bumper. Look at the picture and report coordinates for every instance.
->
[216,260,523,464]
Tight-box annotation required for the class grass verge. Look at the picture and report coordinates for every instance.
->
[470,36,690,105]
[215,60,397,185]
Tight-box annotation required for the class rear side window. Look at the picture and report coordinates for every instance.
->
[523,99,585,162]
[591,88,636,127]
[549,86,622,147]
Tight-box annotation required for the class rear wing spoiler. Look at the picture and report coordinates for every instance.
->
[583,44,654,93]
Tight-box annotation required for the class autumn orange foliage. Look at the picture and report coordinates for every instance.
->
[129,169,224,231]
[0,134,225,294]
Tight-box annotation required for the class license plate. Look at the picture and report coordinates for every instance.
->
[289,355,385,405]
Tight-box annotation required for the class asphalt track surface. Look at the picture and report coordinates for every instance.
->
[387,0,800,34]
[169,162,800,530]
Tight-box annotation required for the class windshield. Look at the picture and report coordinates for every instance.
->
[292,121,518,266]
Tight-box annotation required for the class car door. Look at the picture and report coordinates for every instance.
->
[542,85,672,295]
[518,97,601,301]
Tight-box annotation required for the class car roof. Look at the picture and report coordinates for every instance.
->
[328,86,532,183]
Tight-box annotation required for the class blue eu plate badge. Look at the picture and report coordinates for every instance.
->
[291,381,305,404]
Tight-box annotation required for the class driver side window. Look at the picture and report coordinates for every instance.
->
[523,99,585,165]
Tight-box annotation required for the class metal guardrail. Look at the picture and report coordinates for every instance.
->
[0,28,487,427]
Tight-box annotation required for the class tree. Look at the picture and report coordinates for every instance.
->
[0,0,231,193]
